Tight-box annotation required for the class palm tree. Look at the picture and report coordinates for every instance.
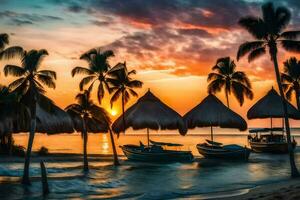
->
[108,62,143,134]
[0,33,23,59]
[207,57,253,108]
[65,90,119,171]
[281,57,300,109]
[4,49,57,184]
[237,2,300,177]
[71,48,115,104]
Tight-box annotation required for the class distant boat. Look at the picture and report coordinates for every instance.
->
[121,140,193,162]
[197,140,250,160]
[112,89,193,163]
[184,94,250,161]
[247,88,300,154]
[248,128,297,153]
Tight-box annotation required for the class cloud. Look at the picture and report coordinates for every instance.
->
[0,10,63,26]
[90,20,110,27]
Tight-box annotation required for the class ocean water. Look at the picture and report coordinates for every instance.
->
[0,129,300,199]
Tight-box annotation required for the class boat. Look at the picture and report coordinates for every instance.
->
[120,141,194,162]
[196,140,251,160]
[248,128,297,153]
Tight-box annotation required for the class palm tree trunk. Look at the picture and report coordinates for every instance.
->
[8,133,12,156]
[82,118,89,172]
[22,100,37,185]
[108,127,120,166]
[296,89,300,110]
[271,50,299,178]
[225,90,230,108]
[122,89,126,134]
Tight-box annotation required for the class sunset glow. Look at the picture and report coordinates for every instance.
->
[111,110,117,116]
[0,0,299,128]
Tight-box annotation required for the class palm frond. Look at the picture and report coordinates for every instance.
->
[38,70,56,79]
[0,46,23,60]
[207,72,223,82]
[237,41,265,61]
[128,70,137,75]
[102,50,115,59]
[207,79,225,94]
[71,66,93,77]
[0,33,9,50]
[7,78,26,91]
[281,40,300,53]
[280,31,300,40]
[128,88,138,97]
[97,82,105,104]
[238,16,266,39]
[4,64,26,77]
[36,74,56,89]
[110,88,122,108]
[262,2,275,28]
[231,81,254,106]
[281,73,294,84]
[248,47,266,62]
[127,80,143,88]
[232,71,252,88]
[90,104,110,124]
[124,90,130,104]
[22,49,48,72]
[285,86,294,101]
[79,75,96,91]
[275,6,291,32]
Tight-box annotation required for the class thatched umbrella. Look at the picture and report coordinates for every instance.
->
[0,95,73,135]
[248,88,300,119]
[112,89,186,146]
[184,94,247,142]
[247,88,300,131]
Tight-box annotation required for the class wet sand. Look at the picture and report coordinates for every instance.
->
[220,178,300,200]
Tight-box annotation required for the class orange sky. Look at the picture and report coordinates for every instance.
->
[1,0,300,129]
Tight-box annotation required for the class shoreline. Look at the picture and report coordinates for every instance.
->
[0,153,123,163]
[210,178,300,200]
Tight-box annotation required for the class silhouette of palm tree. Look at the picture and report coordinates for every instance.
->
[66,90,119,170]
[0,33,23,60]
[71,48,115,104]
[0,86,15,155]
[108,62,143,134]
[207,57,253,108]
[4,49,57,184]
[237,2,300,177]
[281,57,300,110]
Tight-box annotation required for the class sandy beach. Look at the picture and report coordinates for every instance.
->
[221,178,300,200]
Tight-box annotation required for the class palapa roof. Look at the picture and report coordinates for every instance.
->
[247,88,300,119]
[0,95,73,135]
[112,90,187,135]
[183,94,247,131]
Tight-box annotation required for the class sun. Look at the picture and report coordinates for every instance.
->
[111,110,117,116]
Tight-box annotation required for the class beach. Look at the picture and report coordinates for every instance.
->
[224,178,300,200]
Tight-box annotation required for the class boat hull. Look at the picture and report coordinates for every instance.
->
[196,144,251,160]
[249,141,296,154]
[121,145,194,163]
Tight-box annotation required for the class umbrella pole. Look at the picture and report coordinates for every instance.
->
[147,128,150,146]
[282,118,284,136]
[210,126,213,143]
[270,117,273,135]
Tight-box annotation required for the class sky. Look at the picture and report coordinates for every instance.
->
[1,0,300,128]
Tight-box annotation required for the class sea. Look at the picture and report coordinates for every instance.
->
[0,128,300,199]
